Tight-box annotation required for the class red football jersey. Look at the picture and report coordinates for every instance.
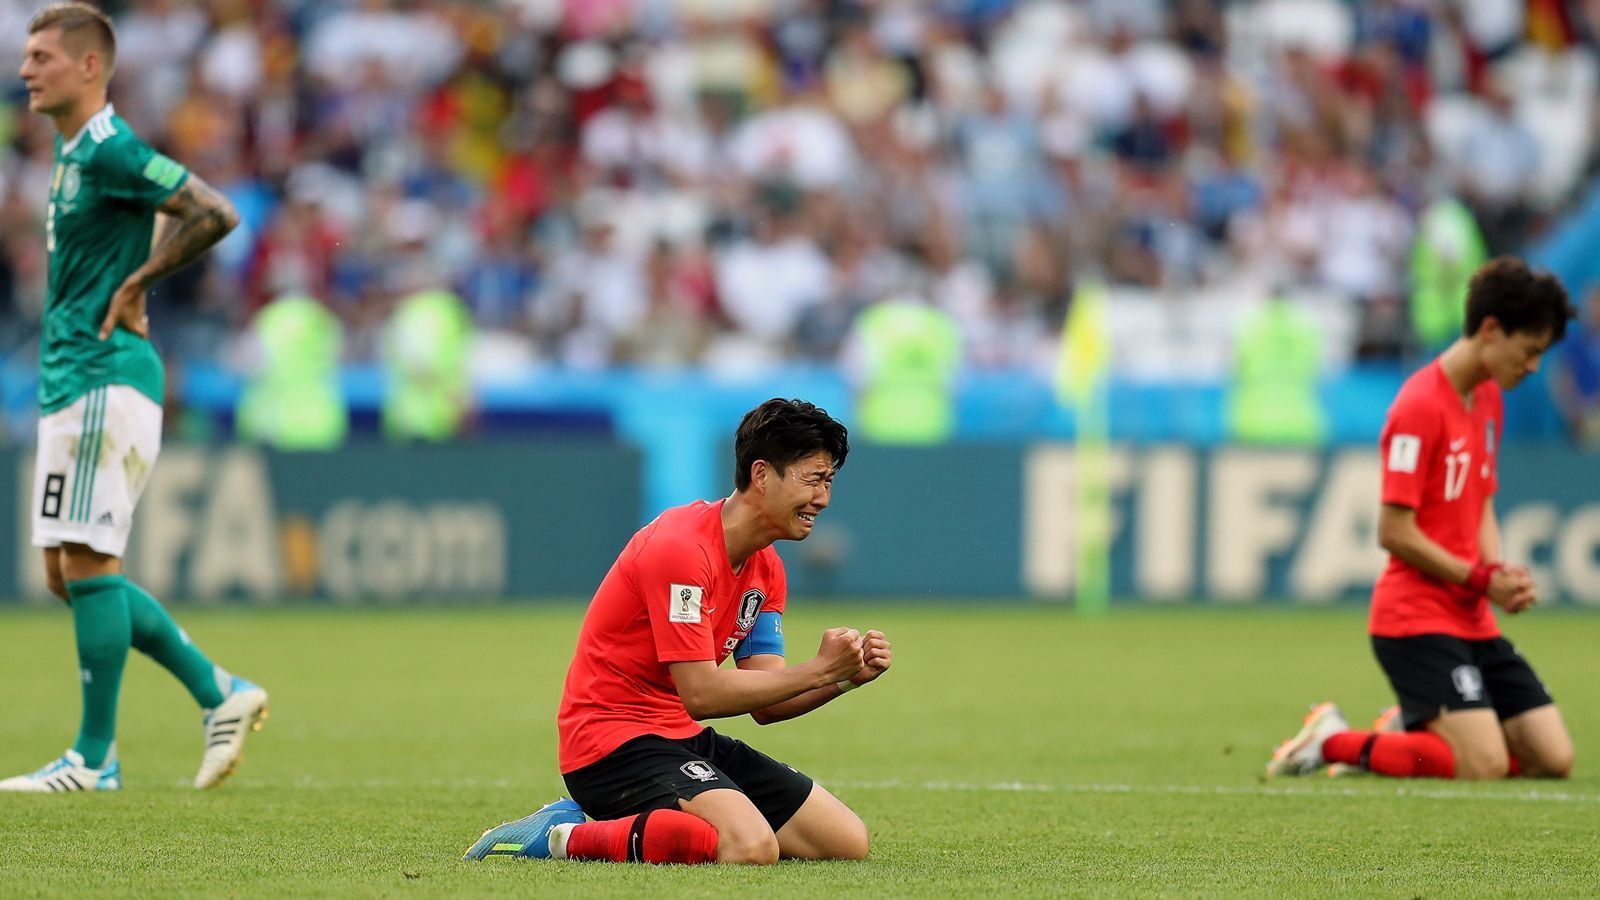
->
[1369,360,1504,639]
[557,499,787,773]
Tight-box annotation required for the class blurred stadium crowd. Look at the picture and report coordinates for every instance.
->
[1,0,1599,412]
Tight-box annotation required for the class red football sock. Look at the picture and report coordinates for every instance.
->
[564,809,719,864]
[1507,755,1521,777]
[1322,730,1455,778]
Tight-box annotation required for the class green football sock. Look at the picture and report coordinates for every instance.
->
[126,580,226,710]
[67,575,131,769]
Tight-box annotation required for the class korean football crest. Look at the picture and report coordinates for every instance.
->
[737,589,764,632]
[680,761,717,783]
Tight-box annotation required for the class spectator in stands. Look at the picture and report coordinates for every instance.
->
[714,186,831,358]
[1454,79,1541,255]
[0,0,1587,438]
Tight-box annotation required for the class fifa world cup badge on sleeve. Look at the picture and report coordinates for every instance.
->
[1388,434,1420,473]
[669,584,703,623]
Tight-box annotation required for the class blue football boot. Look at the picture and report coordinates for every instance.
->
[464,798,587,860]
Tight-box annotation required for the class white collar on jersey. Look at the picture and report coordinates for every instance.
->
[60,103,115,156]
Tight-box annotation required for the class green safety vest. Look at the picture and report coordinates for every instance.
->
[237,295,348,451]
[1410,198,1487,350]
[1228,300,1326,445]
[855,301,962,445]
[383,290,473,442]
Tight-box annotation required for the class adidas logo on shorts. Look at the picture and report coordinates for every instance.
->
[96,511,113,526]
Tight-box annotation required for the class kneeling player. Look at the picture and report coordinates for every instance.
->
[466,399,891,864]
[1267,258,1575,781]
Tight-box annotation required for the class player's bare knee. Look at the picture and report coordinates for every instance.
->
[1456,748,1510,780]
[718,829,779,865]
[830,816,870,861]
[1523,747,1574,779]
[1529,758,1573,779]
[1547,749,1574,779]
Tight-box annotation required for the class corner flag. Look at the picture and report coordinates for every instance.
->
[1054,280,1112,616]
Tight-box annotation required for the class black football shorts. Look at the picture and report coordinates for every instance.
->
[1371,633,1554,729]
[563,727,814,831]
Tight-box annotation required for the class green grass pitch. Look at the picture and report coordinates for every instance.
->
[1,603,1597,897]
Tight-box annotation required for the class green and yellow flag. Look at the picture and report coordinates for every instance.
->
[1054,280,1112,615]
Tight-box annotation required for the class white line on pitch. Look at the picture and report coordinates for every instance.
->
[830,779,1600,804]
[206,776,1600,805]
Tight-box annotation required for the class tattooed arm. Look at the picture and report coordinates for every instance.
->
[138,176,240,287]
[101,175,240,339]
[150,211,173,254]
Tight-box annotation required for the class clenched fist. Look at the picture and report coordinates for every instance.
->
[812,627,864,684]
[847,630,892,687]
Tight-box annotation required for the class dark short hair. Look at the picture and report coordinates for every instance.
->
[1465,257,1574,342]
[29,2,116,73]
[732,399,849,492]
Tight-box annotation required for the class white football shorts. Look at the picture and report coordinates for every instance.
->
[30,384,163,558]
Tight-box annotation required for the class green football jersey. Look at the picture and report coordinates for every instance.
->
[39,104,188,415]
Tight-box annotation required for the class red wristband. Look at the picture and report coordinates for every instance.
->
[1465,562,1502,595]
